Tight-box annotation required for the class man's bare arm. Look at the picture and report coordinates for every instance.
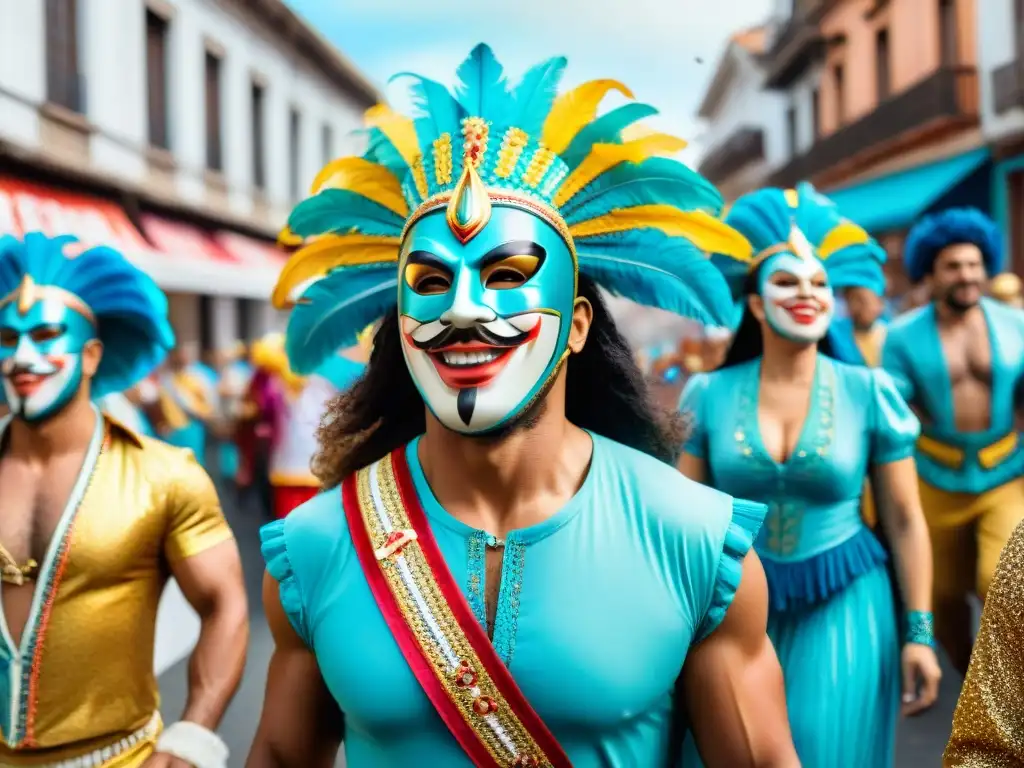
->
[170,539,249,729]
[683,552,799,767]
[246,571,344,768]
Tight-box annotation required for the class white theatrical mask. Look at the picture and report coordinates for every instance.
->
[759,249,835,344]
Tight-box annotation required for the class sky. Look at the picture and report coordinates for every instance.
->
[283,0,775,166]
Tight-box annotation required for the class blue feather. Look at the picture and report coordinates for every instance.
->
[286,266,398,375]
[576,229,736,327]
[564,178,724,226]
[288,190,405,238]
[561,103,659,171]
[562,157,723,220]
[392,72,466,144]
[511,55,567,136]
[362,127,409,178]
[0,233,174,397]
[454,44,516,127]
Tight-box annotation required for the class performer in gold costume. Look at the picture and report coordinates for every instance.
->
[0,233,248,767]
[944,519,1024,766]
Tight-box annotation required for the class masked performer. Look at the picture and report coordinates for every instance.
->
[246,44,799,768]
[943,519,1024,766]
[882,208,1024,675]
[678,183,940,768]
[0,233,248,767]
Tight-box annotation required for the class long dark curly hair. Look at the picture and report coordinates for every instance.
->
[311,273,685,488]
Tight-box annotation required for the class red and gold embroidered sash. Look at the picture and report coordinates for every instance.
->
[342,448,572,768]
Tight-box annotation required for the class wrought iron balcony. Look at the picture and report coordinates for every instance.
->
[762,0,829,89]
[769,66,979,186]
[992,58,1024,115]
[698,127,765,183]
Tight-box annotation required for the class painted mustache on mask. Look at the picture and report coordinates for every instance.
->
[1,358,59,377]
[409,321,533,352]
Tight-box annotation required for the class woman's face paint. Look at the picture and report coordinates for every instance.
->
[758,252,834,344]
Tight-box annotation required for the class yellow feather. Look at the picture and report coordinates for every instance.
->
[783,189,799,207]
[542,79,635,154]
[309,157,410,216]
[364,104,421,170]
[278,227,303,247]
[271,234,400,308]
[553,134,688,208]
[569,205,753,260]
[818,221,871,260]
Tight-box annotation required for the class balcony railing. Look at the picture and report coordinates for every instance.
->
[769,66,979,186]
[992,58,1024,115]
[762,0,830,89]
[697,127,765,183]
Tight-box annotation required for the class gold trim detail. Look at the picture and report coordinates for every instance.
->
[355,457,550,767]
[433,133,454,187]
[446,163,493,244]
[495,128,528,179]
[522,147,556,189]
[461,117,490,169]
[0,276,96,325]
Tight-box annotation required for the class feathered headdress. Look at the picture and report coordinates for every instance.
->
[903,207,1003,283]
[273,43,752,374]
[711,181,887,302]
[0,232,174,398]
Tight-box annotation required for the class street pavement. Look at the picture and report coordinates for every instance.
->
[157,486,962,767]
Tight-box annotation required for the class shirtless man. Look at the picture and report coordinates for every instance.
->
[883,208,1024,673]
[0,233,248,767]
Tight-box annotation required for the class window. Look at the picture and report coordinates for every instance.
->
[785,106,797,157]
[833,64,845,126]
[321,123,334,167]
[939,0,957,65]
[251,81,266,190]
[1016,0,1024,56]
[146,10,170,149]
[46,0,82,112]
[199,295,215,354]
[289,108,302,202]
[875,28,891,101]
[811,87,820,139]
[204,51,223,171]
[237,300,254,343]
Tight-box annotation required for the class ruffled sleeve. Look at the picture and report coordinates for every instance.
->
[678,373,710,458]
[694,497,767,644]
[260,519,311,648]
[869,368,921,465]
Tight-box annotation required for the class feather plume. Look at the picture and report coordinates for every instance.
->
[277,227,303,247]
[271,234,400,308]
[309,157,409,216]
[576,230,736,327]
[454,44,516,127]
[512,55,568,136]
[286,267,397,375]
[554,134,688,207]
[573,206,753,260]
[561,157,722,220]
[364,105,421,171]
[542,79,635,154]
[561,103,659,171]
[817,221,871,260]
[391,72,465,144]
[361,127,410,179]
[288,189,406,239]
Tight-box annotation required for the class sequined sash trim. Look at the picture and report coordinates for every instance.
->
[342,450,571,768]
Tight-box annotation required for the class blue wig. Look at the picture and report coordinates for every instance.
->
[903,207,1003,283]
[0,233,175,398]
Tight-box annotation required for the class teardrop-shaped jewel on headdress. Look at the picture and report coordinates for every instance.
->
[446,161,492,244]
[788,225,816,263]
[16,275,36,315]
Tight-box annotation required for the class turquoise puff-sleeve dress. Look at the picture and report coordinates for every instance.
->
[680,354,920,768]
[260,432,766,767]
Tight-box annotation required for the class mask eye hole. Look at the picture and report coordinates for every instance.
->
[481,255,541,290]
[768,272,799,288]
[0,329,17,348]
[29,324,65,343]
[404,263,452,296]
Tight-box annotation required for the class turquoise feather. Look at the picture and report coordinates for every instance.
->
[286,266,398,375]
[561,103,659,171]
[288,190,405,239]
[576,229,736,327]
[512,55,567,136]
[363,127,409,178]
[454,44,516,129]
[392,72,465,144]
[563,178,724,226]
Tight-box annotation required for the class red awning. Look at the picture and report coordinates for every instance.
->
[0,175,151,252]
[0,176,281,299]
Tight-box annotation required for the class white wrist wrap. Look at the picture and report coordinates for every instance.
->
[155,721,229,768]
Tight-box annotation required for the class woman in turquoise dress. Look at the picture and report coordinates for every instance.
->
[679,183,941,767]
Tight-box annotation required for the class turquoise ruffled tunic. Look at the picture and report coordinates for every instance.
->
[680,354,919,767]
[260,432,766,767]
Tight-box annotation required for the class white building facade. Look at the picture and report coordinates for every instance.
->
[0,0,377,353]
